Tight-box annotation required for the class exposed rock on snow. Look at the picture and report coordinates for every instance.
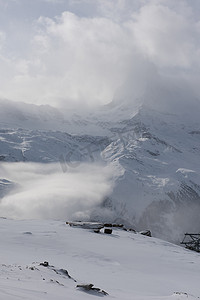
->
[139,230,152,237]
[76,283,109,296]
[104,228,112,234]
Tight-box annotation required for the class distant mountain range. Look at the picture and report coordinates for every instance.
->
[0,98,200,243]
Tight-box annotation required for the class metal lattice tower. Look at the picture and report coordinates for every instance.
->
[181,233,200,252]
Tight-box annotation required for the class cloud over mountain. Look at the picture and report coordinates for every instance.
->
[0,0,200,109]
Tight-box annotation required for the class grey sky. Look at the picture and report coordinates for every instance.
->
[0,0,200,109]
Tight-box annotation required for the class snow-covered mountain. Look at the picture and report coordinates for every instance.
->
[0,99,200,243]
[100,106,200,242]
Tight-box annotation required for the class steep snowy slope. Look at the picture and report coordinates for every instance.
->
[0,218,200,300]
[0,128,109,163]
[100,106,200,242]
[0,100,200,242]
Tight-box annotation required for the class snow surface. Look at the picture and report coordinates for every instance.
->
[0,217,200,300]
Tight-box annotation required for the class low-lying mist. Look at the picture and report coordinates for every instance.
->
[0,162,114,220]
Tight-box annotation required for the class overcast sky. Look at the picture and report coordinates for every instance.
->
[0,0,200,109]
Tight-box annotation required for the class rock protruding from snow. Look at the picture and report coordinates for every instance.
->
[76,284,109,296]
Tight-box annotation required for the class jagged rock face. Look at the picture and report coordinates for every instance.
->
[0,103,200,242]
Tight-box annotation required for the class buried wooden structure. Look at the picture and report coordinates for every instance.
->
[66,221,151,237]
[181,233,200,252]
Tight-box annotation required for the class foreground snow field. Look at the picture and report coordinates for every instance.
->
[0,218,199,300]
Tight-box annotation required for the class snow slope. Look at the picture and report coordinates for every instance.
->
[100,106,200,242]
[0,217,200,300]
[0,128,109,163]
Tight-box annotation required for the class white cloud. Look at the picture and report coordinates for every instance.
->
[130,2,199,68]
[0,0,200,110]
[0,162,114,220]
[42,0,65,3]
[0,11,133,106]
[0,31,5,50]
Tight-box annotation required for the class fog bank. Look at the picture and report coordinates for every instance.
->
[0,162,114,220]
